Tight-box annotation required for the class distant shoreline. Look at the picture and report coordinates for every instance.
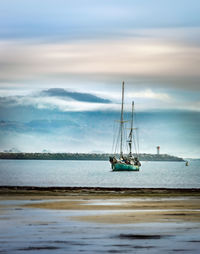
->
[0,152,184,161]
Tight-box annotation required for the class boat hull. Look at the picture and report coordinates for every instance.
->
[112,163,139,171]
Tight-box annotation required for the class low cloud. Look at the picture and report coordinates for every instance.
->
[0,93,119,112]
[0,119,79,133]
[15,96,119,112]
[41,88,111,103]
[0,87,199,113]
[128,89,171,101]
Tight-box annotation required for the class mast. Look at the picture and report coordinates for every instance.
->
[128,101,134,157]
[120,81,125,158]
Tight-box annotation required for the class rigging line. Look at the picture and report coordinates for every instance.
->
[134,104,140,155]
[133,128,139,156]
[121,123,125,155]
[136,128,140,156]
[133,132,138,155]
[111,122,118,153]
[111,122,115,153]
[132,103,140,157]
[114,124,121,155]
[126,128,130,155]
[134,130,139,156]
[116,126,121,154]
[123,122,128,155]
[136,131,139,155]
[120,81,125,157]
[119,121,127,156]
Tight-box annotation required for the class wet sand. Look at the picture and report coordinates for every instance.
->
[23,197,200,210]
[72,210,200,224]
[1,188,200,253]
[1,187,200,224]
[21,194,200,224]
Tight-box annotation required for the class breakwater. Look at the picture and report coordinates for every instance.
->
[0,152,184,161]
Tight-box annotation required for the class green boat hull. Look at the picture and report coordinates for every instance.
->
[112,163,139,171]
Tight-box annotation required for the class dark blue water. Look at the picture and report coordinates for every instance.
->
[0,160,199,188]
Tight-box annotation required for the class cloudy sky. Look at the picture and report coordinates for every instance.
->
[0,0,200,157]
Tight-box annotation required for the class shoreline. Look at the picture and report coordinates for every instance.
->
[1,186,200,194]
[0,152,184,161]
[1,186,200,200]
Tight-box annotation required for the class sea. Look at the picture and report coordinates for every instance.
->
[0,159,200,188]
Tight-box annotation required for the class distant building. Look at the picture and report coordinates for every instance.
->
[3,147,21,153]
[157,146,160,155]
[42,149,51,153]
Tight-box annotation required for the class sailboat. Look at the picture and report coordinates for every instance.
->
[109,81,141,171]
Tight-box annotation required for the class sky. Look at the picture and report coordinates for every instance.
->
[0,0,200,158]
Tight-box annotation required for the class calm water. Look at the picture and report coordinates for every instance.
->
[0,159,200,188]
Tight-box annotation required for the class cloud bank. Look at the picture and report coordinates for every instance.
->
[0,87,199,113]
[41,88,111,103]
[0,30,200,91]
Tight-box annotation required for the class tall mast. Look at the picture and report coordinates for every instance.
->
[120,81,125,157]
[128,101,134,157]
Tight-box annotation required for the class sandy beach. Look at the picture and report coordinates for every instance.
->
[22,195,200,224]
[1,187,200,224]
[1,188,200,253]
